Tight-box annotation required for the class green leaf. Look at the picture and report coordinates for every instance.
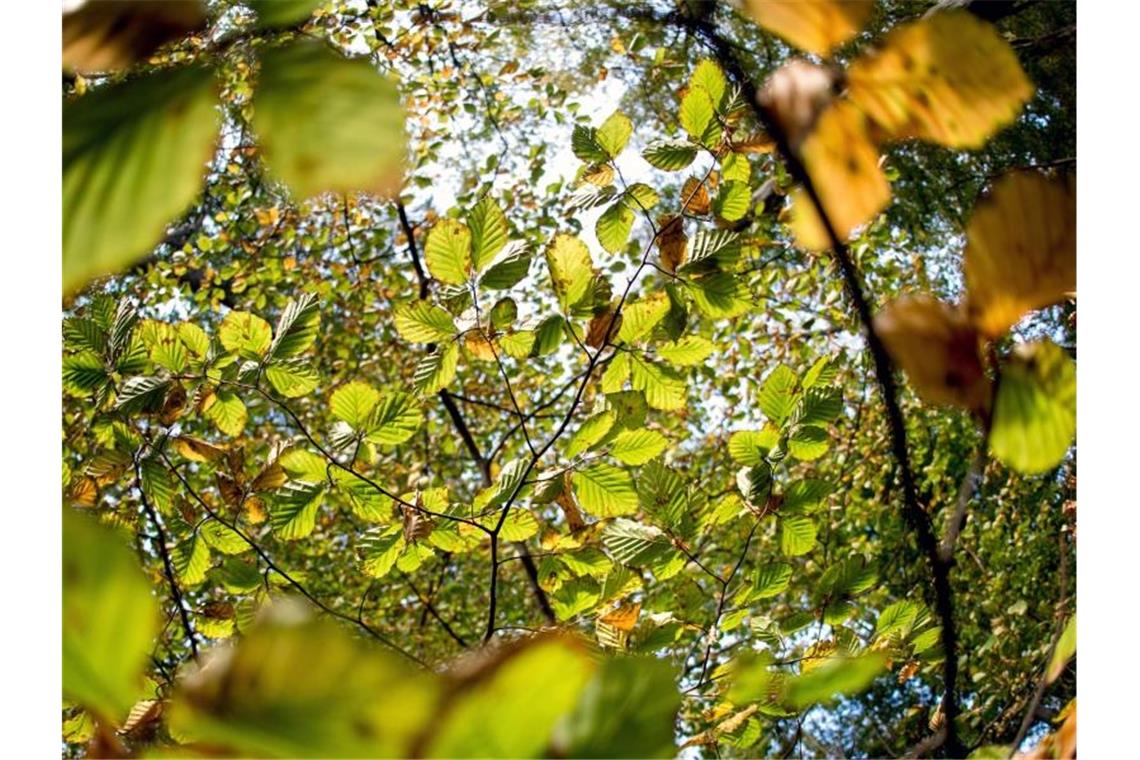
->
[219,312,273,359]
[784,479,832,512]
[200,519,251,555]
[728,428,780,465]
[788,426,829,461]
[1047,615,1076,683]
[140,456,175,514]
[172,532,212,587]
[483,458,530,510]
[425,638,595,758]
[566,411,618,458]
[712,180,751,221]
[596,199,636,253]
[202,389,246,436]
[642,140,697,171]
[265,360,320,398]
[686,271,750,318]
[366,392,423,445]
[252,41,405,199]
[779,515,817,556]
[596,110,633,158]
[637,459,689,529]
[360,529,405,578]
[990,341,1076,474]
[875,600,921,639]
[270,484,325,540]
[617,293,670,343]
[115,376,171,415]
[468,196,508,272]
[555,656,680,759]
[609,429,668,465]
[794,387,843,426]
[802,355,840,388]
[280,449,328,483]
[63,510,158,722]
[394,301,458,343]
[414,342,459,394]
[479,242,532,290]
[248,0,322,28]
[572,125,609,163]
[499,330,535,358]
[753,562,793,599]
[64,352,110,397]
[624,183,661,211]
[759,364,799,424]
[269,293,321,359]
[629,355,687,411]
[139,321,188,373]
[786,653,887,709]
[167,614,437,758]
[546,234,594,311]
[721,152,751,183]
[691,59,727,106]
[679,86,717,145]
[602,518,671,565]
[657,335,714,366]
[574,463,639,517]
[330,381,379,428]
[685,229,741,271]
[423,218,472,285]
[64,65,218,292]
[737,462,773,505]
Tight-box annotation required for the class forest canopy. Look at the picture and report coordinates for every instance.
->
[60,1,1076,757]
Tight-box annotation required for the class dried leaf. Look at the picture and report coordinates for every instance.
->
[657,215,687,273]
[251,462,286,493]
[63,0,206,73]
[174,435,227,463]
[874,295,989,410]
[216,473,243,507]
[681,178,711,216]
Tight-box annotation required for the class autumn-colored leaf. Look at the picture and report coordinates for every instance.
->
[847,10,1034,149]
[963,171,1076,338]
[789,100,890,251]
[874,295,989,410]
[745,0,873,57]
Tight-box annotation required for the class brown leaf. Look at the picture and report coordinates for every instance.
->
[656,214,687,272]
[585,308,620,349]
[962,171,1076,338]
[63,0,207,74]
[556,474,587,532]
[160,382,188,425]
[680,178,711,216]
[403,493,435,543]
[874,295,990,411]
[251,462,286,493]
[732,131,777,154]
[215,473,243,507]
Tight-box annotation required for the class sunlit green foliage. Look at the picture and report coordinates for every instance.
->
[61,0,1076,757]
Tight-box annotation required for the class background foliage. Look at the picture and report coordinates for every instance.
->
[61,1,1076,757]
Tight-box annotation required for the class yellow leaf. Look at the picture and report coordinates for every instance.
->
[757,60,837,150]
[847,10,1034,149]
[251,462,286,492]
[963,171,1076,338]
[874,295,990,410]
[464,332,497,361]
[789,101,890,250]
[174,435,227,463]
[599,601,641,631]
[745,0,873,56]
